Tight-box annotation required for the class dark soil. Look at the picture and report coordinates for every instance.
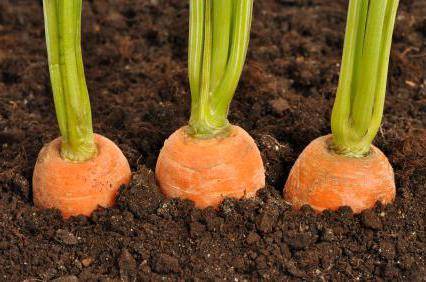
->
[0,0,425,281]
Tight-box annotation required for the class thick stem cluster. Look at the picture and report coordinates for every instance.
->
[43,0,96,161]
[331,0,399,157]
[188,0,253,138]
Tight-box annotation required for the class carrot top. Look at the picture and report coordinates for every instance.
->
[188,0,253,138]
[331,0,399,157]
[43,0,96,162]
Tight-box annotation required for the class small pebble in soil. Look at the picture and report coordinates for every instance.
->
[81,257,94,267]
[54,229,78,245]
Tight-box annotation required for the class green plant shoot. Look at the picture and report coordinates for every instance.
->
[331,0,399,157]
[188,0,253,138]
[43,0,96,162]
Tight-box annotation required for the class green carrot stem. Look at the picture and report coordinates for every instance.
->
[43,0,96,162]
[350,1,387,136]
[362,1,399,145]
[188,0,253,138]
[188,0,204,121]
[209,0,253,120]
[191,0,213,136]
[331,0,399,157]
[210,0,232,91]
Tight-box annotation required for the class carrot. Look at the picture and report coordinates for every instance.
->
[33,134,131,218]
[156,0,265,208]
[156,126,264,208]
[284,135,395,213]
[284,0,399,213]
[33,0,131,218]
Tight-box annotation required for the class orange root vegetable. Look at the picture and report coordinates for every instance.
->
[284,135,395,213]
[155,126,265,208]
[284,1,399,213]
[155,1,263,207]
[33,134,131,218]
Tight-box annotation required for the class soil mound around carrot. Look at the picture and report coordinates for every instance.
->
[0,0,425,280]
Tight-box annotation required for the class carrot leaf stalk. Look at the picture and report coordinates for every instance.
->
[188,0,253,138]
[43,0,96,162]
[330,0,399,157]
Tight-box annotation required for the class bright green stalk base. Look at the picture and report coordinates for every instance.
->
[188,0,253,138]
[330,0,399,157]
[43,0,96,162]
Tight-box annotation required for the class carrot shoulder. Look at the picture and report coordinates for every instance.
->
[33,134,131,218]
[284,135,395,213]
[156,126,264,208]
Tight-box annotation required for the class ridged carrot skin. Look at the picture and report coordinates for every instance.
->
[156,125,265,208]
[33,134,131,218]
[284,135,395,213]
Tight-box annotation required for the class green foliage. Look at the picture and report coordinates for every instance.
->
[331,0,399,157]
[43,0,96,161]
[188,0,253,138]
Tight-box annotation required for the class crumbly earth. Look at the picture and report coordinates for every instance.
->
[0,0,425,281]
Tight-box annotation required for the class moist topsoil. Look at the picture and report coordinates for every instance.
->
[0,0,425,281]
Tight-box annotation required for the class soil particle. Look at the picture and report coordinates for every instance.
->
[256,208,279,233]
[246,231,261,245]
[151,253,180,274]
[269,97,290,114]
[283,229,318,250]
[51,276,79,282]
[118,249,137,282]
[189,221,206,238]
[54,229,78,246]
[379,241,397,260]
[81,257,94,268]
[361,209,383,230]
[320,227,337,242]
[284,259,306,278]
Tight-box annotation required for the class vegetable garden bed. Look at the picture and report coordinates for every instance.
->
[0,0,424,280]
